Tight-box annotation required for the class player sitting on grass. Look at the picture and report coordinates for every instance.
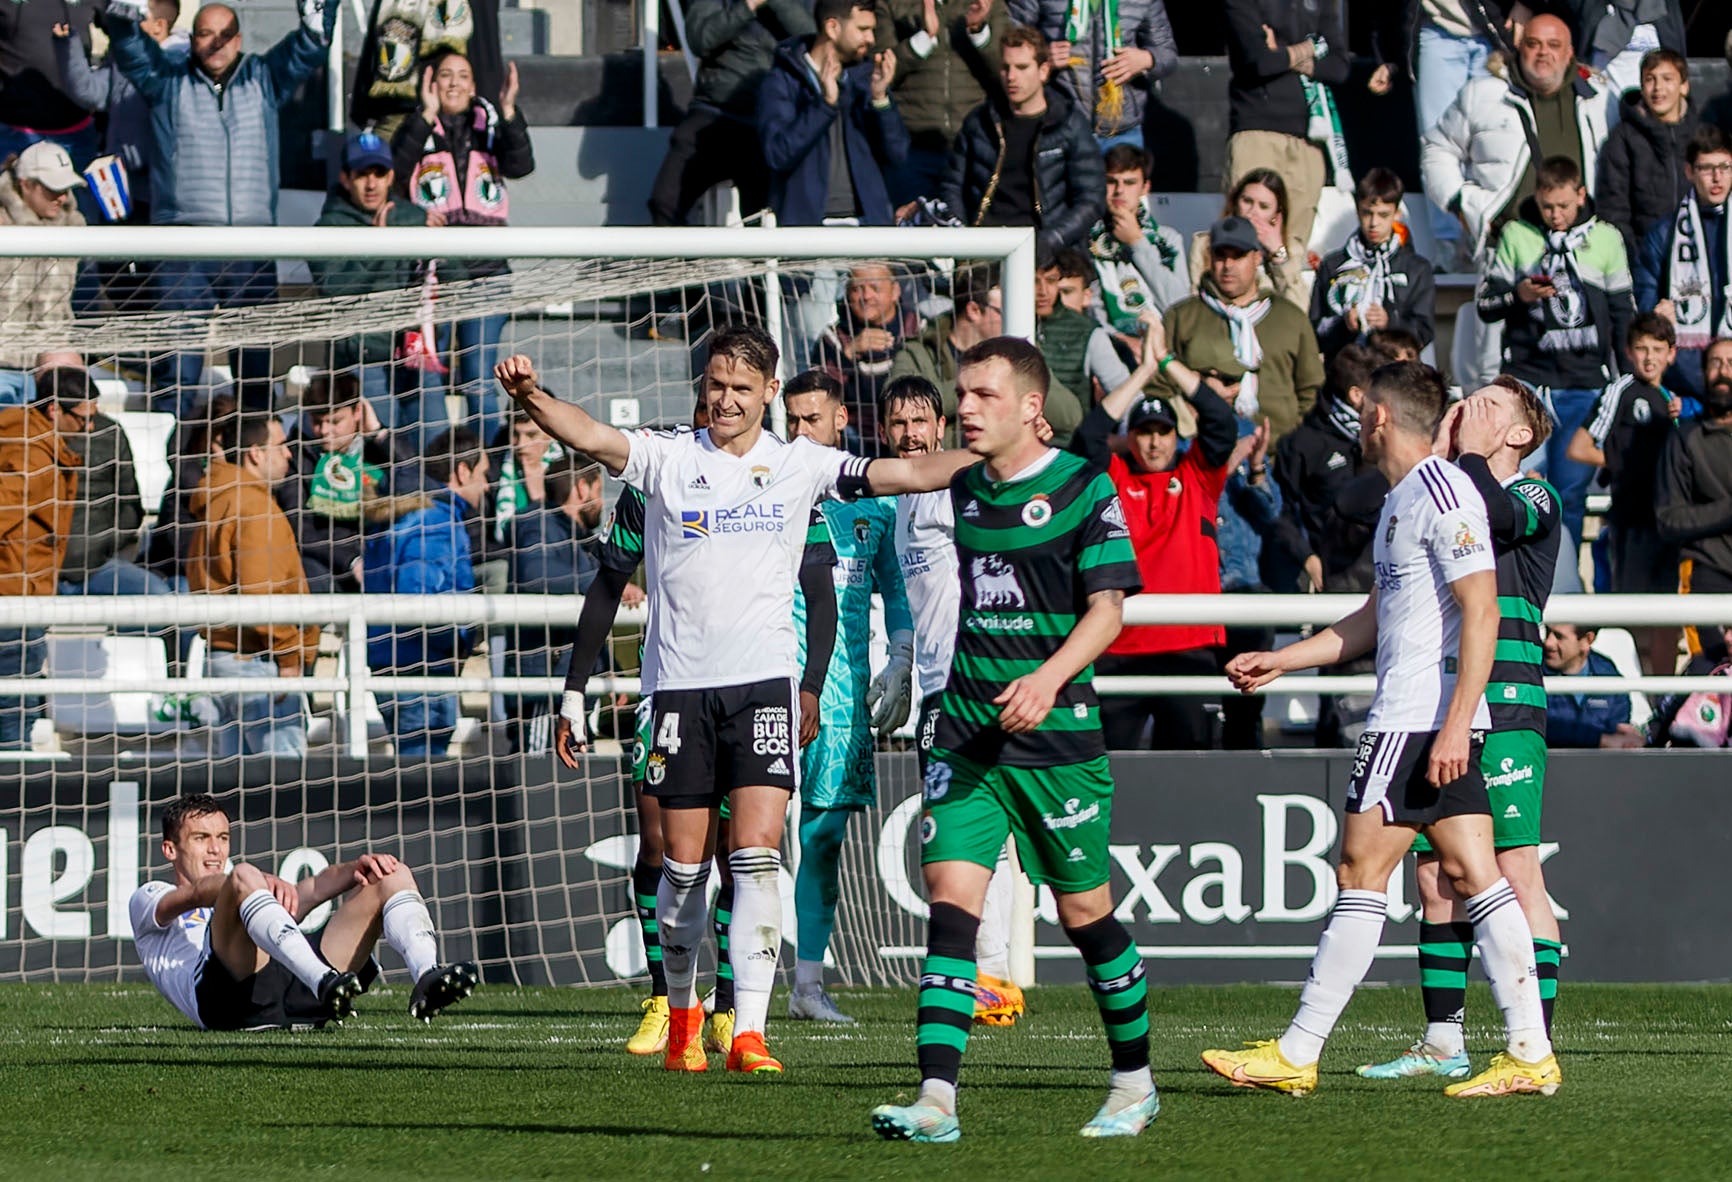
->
[500,329,970,1076]
[1359,377,1564,1082]
[870,337,1156,1143]
[130,794,478,1031]
[1201,362,1560,1099]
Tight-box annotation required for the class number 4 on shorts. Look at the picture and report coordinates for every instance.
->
[656,712,682,754]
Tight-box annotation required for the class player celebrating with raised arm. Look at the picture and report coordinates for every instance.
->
[130,794,478,1031]
[870,338,1154,1144]
[1360,376,1565,1083]
[497,327,972,1075]
[1201,362,1560,1100]
[780,369,914,1024]
[880,374,1025,1028]
[554,401,840,1056]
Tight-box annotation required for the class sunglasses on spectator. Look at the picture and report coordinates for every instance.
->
[1695,162,1732,177]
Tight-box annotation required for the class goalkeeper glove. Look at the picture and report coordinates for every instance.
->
[559,690,589,745]
[867,631,915,733]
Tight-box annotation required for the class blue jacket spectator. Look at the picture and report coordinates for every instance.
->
[1543,624,1641,748]
[1216,424,1282,593]
[757,10,910,227]
[107,0,337,226]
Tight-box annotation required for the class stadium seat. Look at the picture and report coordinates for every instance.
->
[107,411,176,515]
[1590,628,1653,732]
[47,632,178,736]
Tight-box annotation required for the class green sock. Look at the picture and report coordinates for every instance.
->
[712,880,735,1012]
[631,858,666,998]
[1533,938,1561,1036]
[917,903,980,1104]
[1071,915,1151,1074]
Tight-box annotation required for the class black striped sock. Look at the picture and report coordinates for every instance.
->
[1534,938,1561,1035]
[1066,914,1150,1073]
[631,856,666,998]
[917,903,980,1089]
[1419,920,1473,1026]
[712,878,735,1012]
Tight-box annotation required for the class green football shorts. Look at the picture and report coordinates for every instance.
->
[920,750,1114,893]
[1412,728,1545,853]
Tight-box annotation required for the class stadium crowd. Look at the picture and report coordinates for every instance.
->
[0,0,1730,755]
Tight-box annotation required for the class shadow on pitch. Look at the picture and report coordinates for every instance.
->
[275,1120,851,1142]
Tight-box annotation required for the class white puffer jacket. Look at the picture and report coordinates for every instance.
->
[1420,55,1618,257]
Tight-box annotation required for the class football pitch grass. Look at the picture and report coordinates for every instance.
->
[2,982,1727,1180]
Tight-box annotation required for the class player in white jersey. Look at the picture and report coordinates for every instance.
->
[497,326,975,1075]
[1201,362,1561,1099]
[880,374,1023,1028]
[129,794,477,1031]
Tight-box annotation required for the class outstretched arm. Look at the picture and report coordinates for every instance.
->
[857,448,977,496]
[495,355,632,475]
[1226,589,1379,691]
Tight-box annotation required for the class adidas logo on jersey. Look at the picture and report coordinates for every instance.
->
[766,757,789,775]
[687,475,711,491]
[963,499,980,518]
[1503,804,1522,819]
[1327,451,1347,470]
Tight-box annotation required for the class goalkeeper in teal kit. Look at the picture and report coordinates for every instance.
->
[785,371,915,1023]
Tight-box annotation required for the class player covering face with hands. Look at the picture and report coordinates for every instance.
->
[496,339,973,1076]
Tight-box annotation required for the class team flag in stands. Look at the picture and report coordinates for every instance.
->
[398,262,449,373]
[83,155,131,223]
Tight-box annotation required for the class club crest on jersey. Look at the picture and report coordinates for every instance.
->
[751,465,772,489]
[971,554,1027,608]
[1021,495,1053,528]
[1167,475,1182,496]
[680,510,709,538]
[1385,514,1398,544]
[645,753,667,785]
[853,519,873,544]
[1452,521,1483,558]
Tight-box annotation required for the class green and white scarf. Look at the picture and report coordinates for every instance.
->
[1089,199,1181,332]
[492,441,565,543]
[306,448,382,520]
[1302,36,1351,190]
[1063,0,1120,57]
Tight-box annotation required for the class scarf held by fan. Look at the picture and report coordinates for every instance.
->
[1665,192,1732,351]
[1199,285,1272,418]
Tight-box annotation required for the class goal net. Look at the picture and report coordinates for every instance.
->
[0,225,1034,990]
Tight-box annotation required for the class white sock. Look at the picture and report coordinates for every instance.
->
[917,1078,957,1114]
[1279,889,1387,1066]
[238,888,332,992]
[1424,1019,1465,1058]
[729,846,783,1037]
[1107,1066,1156,1113]
[975,853,1013,979]
[380,890,440,981]
[657,858,711,1011]
[1467,878,1553,1062]
[794,958,824,992]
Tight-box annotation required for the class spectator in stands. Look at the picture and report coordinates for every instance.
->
[1568,312,1688,674]
[1019,0,1177,150]
[364,427,485,758]
[940,24,1103,250]
[0,377,86,749]
[1367,327,1425,363]
[1031,251,1110,432]
[757,0,908,228]
[1310,167,1438,365]
[490,409,560,545]
[890,263,1022,429]
[1087,144,1189,331]
[883,0,1006,206]
[1557,0,1686,98]
[505,453,604,754]
[1420,14,1616,268]
[650,0,813,224]
[352,0,504,142]
[312,132,442,436]
[1160,216,1323,445]
[110,0,341,417]
[1542,624,1643,748]
[142,391,234,590]
[277,374,412,594]
[0,142,87,406]
[1071,314,1236,749]
[1635,125,1732,402]
[51,2,186,229]
[1186,169,1305,310]
[1597,48,1699,259]
[815,262,925,448]
[1214,415,1280,749]
[188,413,317,758]
[394,52,533,454]
[0,0,104,212]
[1656,337,1732,668]
[1221,0,1350,253]
[1478,154,1635,556]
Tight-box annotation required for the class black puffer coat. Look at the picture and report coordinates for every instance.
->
[1596,91,1700,256]
[938,88,1104,252]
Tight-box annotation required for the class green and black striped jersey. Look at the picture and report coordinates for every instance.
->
[1457,455,1559,735]
[934,448,1142,768]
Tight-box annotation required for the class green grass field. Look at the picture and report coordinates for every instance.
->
[1,982,1727,1180]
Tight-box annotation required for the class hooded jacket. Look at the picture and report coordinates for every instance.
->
[1420,54,1617,255]
[939,87,1104,252]
[757,37,910,227]
[0,164,86,369]
[0,406,78,597]
[276,432,419,591]
[687,0,815,117]
[1009,0,1178,139]
[188,458,319,672]
[1596,91,1699,256]
[108,4,336,227]
[363,487,477,669]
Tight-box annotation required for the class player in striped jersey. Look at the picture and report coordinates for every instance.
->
[555,408,839,1057]
[1360,375,1565,1082]
[870,338,1159,1144]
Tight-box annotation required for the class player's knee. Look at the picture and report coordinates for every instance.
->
[227,862,267,894]
[1335,856,1386,893]
[380,865,417,894]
